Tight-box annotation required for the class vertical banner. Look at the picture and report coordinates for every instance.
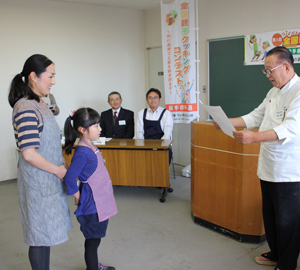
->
[161,0,197,123]
[245,29,300,65]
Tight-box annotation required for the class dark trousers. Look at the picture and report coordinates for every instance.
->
[260,180,300,270]
[168,148,172,165]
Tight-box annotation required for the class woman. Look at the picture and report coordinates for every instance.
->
[8,54,72,270]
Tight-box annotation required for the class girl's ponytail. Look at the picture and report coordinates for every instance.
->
[64,116,77,155]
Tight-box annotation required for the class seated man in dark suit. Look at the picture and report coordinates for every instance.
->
[100,91,134,138]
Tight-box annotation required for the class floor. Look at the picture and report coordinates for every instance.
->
[0,166,285,270]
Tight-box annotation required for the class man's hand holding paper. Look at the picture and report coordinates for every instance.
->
[199,101,236,138]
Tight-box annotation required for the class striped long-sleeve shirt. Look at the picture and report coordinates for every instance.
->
[13,98,52,151]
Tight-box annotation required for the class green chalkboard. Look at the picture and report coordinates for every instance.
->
[209,37,300,118]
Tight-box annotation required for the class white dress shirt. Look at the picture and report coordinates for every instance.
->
[112,107,121,117]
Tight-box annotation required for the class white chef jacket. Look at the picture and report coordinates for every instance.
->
[242,74,300,182]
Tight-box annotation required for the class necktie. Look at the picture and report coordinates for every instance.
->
[114,111,117,121]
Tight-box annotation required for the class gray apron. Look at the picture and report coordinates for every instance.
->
[14,100,72,246]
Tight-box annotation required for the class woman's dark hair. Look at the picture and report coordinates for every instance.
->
[8,54,53,108]
[64,108,100,155]
[266,46,294,68]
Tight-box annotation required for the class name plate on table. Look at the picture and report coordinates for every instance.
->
[93,137,106,145]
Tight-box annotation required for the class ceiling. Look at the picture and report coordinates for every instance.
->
[47,0,175,10]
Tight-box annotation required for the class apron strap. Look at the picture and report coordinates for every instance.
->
[158,109,166,121]
[80,138,99,154]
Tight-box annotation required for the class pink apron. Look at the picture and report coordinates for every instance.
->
[81,139,118,222]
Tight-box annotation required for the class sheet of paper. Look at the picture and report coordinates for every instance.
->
[199,101,236,138]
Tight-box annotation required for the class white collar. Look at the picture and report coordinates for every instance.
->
[112,107,121,114]
[147,106,162,114]
[280,73,299,93]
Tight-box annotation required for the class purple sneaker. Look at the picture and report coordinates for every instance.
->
[98,262,116,270]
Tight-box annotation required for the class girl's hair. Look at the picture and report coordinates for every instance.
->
[8,54,53,108]
[64,107,100,155]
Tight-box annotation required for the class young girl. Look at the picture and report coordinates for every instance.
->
[64,108,118,270]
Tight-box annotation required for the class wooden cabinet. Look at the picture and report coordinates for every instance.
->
[191,121,265,243]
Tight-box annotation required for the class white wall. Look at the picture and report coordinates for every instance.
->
[0,0,145,181]
[2,0,299,180]
[144,0,300,166]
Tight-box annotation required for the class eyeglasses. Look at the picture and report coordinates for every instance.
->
[261,64,283,75]
[148,96,159,100]
[110,98,120,102]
